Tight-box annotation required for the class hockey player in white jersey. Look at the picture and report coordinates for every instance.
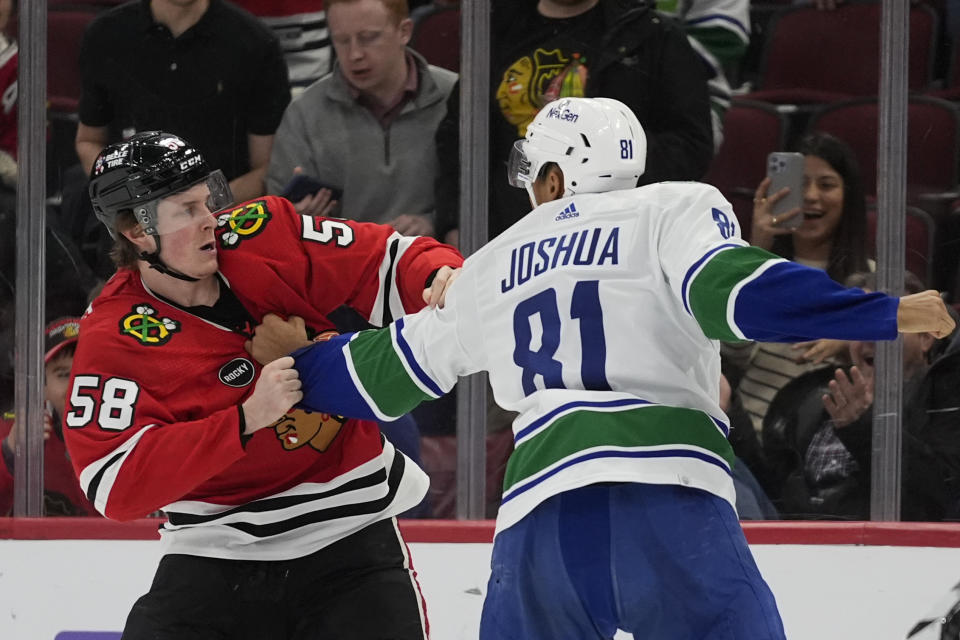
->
[249,97,955,640]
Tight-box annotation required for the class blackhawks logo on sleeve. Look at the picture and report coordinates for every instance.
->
[216,200,271,249]
[119,305,180,346]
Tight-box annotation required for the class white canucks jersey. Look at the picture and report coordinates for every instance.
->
[294,182,900,534]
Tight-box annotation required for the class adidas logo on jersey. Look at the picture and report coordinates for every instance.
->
[555,202,580,221]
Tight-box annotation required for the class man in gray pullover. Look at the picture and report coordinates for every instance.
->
[267,0,456,237]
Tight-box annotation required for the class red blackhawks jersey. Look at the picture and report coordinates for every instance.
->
[63,195,462,560]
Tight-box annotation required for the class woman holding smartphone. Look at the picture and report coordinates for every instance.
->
[725,133,872,459]
[750,132,870,281]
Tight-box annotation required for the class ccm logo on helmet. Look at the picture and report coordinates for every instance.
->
[179,155,203,172]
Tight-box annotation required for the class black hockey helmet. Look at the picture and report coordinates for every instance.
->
[88,131,232,239]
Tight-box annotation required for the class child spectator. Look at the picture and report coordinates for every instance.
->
[0,318,96,516]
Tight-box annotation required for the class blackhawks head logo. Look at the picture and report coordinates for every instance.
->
[119,305,180,346]
[217,200,271,248]
[272,410,347,452]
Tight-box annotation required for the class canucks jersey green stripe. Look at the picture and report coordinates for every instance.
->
[688,246,778,342]
[687,26,749,63]
[347,329,433,417]
[503,406,735,492]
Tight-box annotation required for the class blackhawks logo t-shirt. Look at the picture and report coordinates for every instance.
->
[495,4,603,137]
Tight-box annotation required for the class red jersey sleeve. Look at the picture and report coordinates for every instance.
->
[216,196,463,326]
[63,314,249,521]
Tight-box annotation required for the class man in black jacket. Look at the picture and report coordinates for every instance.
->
[435,0,713,244]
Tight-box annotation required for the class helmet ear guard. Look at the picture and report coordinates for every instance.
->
[507,97,647,201]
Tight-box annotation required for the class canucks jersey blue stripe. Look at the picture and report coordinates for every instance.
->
[501,448,733,505]
[711,415,730,438]
[732,261,899,342]
[514,398,652,444]
[681,243,740,315]
[292,334,381,421]
[394,317,444,397]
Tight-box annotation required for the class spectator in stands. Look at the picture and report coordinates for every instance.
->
[0,191,100,412]
[230,0,333,95]
[0,318,96,516]
[434,0,713,245]
[728,132,871,434]
[763,271,960,521]
[65,0,290,280]
[654,0,750,152]
[74,0,291,204]
[266,0,456,237]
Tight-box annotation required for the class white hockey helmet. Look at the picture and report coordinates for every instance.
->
[507,97,646,205]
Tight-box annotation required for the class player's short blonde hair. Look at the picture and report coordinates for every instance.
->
[110,209,143,269]
[326,0,409,24]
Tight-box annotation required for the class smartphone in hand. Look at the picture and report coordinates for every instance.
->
[766,152,804,230]
[281,174,343,202]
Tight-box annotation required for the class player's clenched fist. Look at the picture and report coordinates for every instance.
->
[240,356,303,435]
[897,290,956,339]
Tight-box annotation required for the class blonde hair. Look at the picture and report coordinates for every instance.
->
[109,209,143,269]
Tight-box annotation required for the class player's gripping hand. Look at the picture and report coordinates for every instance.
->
[240,357,303,435]
[423,266,461,308]
[246,314,312,365]
[897,290,956,339]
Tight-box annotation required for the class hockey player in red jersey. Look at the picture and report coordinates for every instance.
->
[64,131,461,639]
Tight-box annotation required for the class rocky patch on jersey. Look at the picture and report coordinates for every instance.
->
[216,200,272,249]
[272,409,347,452]
[119,305,180,346]
[218,357,256,388]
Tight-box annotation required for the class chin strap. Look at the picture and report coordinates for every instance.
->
[138,236,200,282]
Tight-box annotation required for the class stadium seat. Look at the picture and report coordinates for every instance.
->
[410,6,460,73]
[47,9,99,115]
[704,99,788,241]
[806,96,960,201]
[927,38,960,101]
[744,1,938,105]
[865,204,936,286]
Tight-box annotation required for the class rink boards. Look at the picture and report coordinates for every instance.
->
[1,519,959,640]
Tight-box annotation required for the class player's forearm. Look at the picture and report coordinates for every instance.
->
[396,239,464,312]
[294,322,450,422]
[75,123,108,175]
[687,246,897,343]
[229,166,267,202]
